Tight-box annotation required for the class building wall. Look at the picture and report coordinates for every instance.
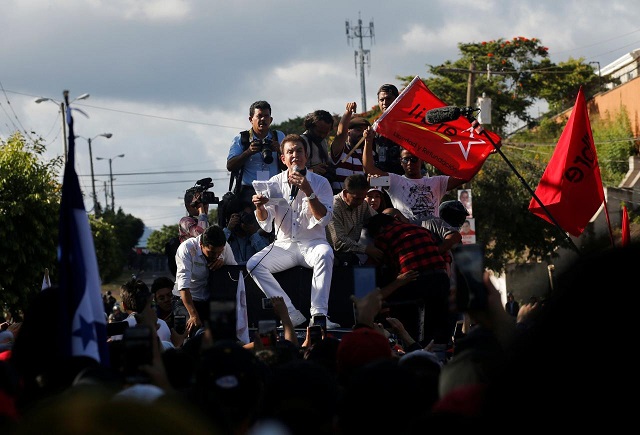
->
[588,76,640,137]
[557,75,640,137]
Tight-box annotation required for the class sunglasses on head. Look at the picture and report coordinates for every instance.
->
[401,156,419,163]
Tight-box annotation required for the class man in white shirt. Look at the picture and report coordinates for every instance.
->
[362,128,469,224]
[173,225,237,336]
[247,134,339,328]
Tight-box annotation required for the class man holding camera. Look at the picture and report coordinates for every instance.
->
[227,100,285,205]
[179,185,211,243]
[222,198,270,265]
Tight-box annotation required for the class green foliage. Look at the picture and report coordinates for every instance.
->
[533,57,606,113]
[97,208,145,282]
[473,146,580,272]
[0,133,62,313]
[147,224,179,253]
[89,215,122,283]
[591,107,635,186]
[272,116,305,134]
[398,36,601,138]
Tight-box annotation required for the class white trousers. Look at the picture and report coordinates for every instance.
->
[246,240,334,317]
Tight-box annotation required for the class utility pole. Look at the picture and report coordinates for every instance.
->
[346,14,374,111]
[466,59,476,107]
[96,154,124,211]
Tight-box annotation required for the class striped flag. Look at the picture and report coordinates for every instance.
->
[57,93,109,365]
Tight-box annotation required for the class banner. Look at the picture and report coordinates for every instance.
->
[528,87,605,237]
[57,97,109,365]
[373,76,501,179]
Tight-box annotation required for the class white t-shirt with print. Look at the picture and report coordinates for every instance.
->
[387,173,449,223]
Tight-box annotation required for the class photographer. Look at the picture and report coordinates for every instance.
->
[222,197,270,265]
[179,184,211,243]
[227,100,285,205]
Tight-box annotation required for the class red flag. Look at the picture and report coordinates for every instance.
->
[528,87,605,237]
[622,205,630,247]
[373,76,501,179]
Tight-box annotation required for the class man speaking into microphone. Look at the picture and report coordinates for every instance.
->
[247,134,340,328]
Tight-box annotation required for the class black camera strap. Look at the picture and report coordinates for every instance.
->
[230,128,280,195]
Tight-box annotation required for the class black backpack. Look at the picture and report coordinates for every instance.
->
[164,236,180,277]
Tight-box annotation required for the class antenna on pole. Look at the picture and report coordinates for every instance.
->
[346,12,374,111]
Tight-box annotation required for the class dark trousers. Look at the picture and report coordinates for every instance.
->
[384,271,452,346]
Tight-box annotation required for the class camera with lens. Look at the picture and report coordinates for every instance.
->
[187,177,219,207]
[252,137,274,164]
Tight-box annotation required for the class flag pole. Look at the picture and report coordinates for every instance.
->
[601,198,615,248]
[466,115,581,255]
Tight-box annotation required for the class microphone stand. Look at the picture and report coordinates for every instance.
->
[465,114,581,255]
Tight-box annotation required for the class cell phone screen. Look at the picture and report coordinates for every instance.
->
[452,244,486,311]
[312,315,327,331]
[258,320,277,347]
[353,266,377,299]
[309,325,322,344]
[122,325,153,384]
[209,300,237,341]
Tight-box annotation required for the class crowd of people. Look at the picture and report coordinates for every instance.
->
[1,242,634,432]
[1,82,631,431]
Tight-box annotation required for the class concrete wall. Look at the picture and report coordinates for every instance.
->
[557,75,640,137]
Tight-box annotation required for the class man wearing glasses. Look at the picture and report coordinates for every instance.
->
[362,129,468,224]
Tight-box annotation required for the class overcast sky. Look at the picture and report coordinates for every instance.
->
[2,0,639,237]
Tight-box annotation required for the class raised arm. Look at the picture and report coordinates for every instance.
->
[362,127,387,176]
[330,102,357,160]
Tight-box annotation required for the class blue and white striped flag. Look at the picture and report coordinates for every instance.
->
[57,93,109,365]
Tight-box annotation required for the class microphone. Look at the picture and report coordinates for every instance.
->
[289,165,307,201]
[425,106,476,124]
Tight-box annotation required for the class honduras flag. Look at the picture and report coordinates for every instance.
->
[57,91,109,365]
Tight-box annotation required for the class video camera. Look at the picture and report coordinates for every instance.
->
[187,177,219,207]
[251,137,274,164]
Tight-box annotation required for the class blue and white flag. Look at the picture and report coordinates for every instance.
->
[57,93,109,365]
[41,268,51,291]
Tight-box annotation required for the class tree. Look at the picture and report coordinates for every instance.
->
[0,133,62,313]
[398,36,604,136]
[390,36,620,271]
[89,215,122,283]
[98,208,145,282]
[147,224,179,254]
[590,107,636,186]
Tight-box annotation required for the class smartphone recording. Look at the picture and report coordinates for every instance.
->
[258,319,278,347]
[353,266,377,299]
[452,244,487,311]
[209,299,237,341]
[122,324,153,384]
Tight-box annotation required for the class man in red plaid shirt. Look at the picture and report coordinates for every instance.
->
[367,213,452,347]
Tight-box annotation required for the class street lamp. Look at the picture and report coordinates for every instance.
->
[34,92,90,163]
[75,133,113,213]
[96,154,125,211]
